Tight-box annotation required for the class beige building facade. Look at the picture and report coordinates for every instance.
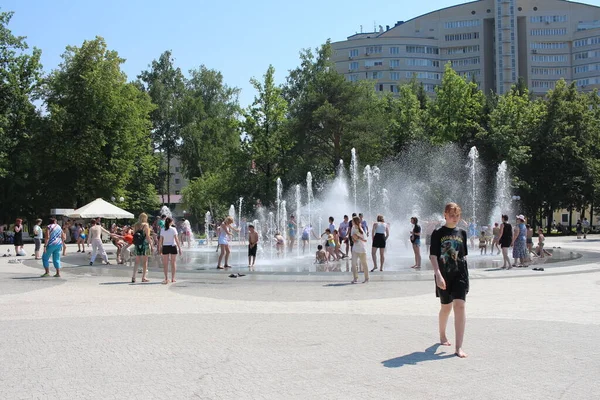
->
[331,0,600,95]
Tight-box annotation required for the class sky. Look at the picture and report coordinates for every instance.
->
[4,0,598,107]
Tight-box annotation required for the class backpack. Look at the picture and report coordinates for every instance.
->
[133,229,145,248]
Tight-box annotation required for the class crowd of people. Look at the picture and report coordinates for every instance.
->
[5,201,593,359]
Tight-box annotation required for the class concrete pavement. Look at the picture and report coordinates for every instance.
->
[0,237,599,399]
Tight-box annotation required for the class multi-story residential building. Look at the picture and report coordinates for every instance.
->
[332,0,600,95]
[158,156,188,217]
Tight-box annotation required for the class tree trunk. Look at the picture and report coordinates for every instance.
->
[591,200,594,230]
[167,148,171,205]
[568,207,573,235]
[546,205,553,235]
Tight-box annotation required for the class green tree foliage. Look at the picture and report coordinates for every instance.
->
[137,51,185,203]
[44,37,157,211]
[243,65,290,203]
[429,63,486,145]
[179,65,240,180]
[528,80,600,229]
[0,11,43,221]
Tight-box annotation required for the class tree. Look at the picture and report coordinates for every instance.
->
[179,65,240,180]
[429,63,486,145]
[0,11,44,221]
[243,65,291,203]
[44,37,156,210]
[527,80,597,231]
[137,51,185,204]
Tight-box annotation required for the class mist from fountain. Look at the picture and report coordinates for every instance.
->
[350,148,358,209]
[467,146,480,224]
[204,211,212,245]
[159,205,172,219]
[491,161,512,225]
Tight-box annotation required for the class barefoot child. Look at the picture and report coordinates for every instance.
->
[315,244,327,264]
[478,231,487,255]
[274,232,285,257]
[429,202,469,358]
[248,225,258,268]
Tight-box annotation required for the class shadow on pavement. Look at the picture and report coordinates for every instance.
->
[323,283,355,287]
[381,344,455,368]
[99,281,164,286]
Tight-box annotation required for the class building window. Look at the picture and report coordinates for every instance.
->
[370,71,383,79]
[347,74,359,82]
[444,19,480,29]
[532,55,567,62]
[423,84,436,92]
[530,15,567,23]
[574,37,600,47]
[531,42,567,49]
[442,45,479,55]
[390,72,400,80]
[349,49,359,58]
[405,71,441,80]
[530,28,567,36]
[175,167,180,172]
[448,57,480,67]
[531,80,557,89]
[389,59,400,68]
[531,67,567,75]
[175,191,180,195]
[389,47,400,55]
[406,59,440,67]
[349,61,359,71]
[366,46,382,54]
[444,32,480,41]
[406,46,439,54]
[365,60,383,67]
[576,78,600,86]
[175,178,180,184]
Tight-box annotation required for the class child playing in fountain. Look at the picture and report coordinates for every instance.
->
[323,229,337,261]
[248,225,258,269]
[274,232,285,257]
[333,229,343,260]
[315,244,328,264]
[479,231,487,255]
[429,202,469,358]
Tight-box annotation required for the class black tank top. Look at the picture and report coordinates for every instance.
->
[501,223,512,242]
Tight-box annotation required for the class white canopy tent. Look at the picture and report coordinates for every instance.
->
[67,198,134,219]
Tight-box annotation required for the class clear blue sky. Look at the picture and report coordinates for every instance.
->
[1,1,507,106]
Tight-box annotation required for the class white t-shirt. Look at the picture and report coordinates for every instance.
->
[160,226,178,246]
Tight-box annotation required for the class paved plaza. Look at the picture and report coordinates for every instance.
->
[0,237,599,400]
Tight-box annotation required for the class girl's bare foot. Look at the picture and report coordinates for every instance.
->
[171,278,176,283]
[440,338,451,346]
[455,348,468,358]
[162,279,169,284]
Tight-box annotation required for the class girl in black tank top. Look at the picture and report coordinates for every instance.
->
[500,223,512,247]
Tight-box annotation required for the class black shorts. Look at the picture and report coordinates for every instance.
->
[500,238,511,248]
[435,261,469,304]
[162,245,178,255]
[248,244,257,257]
[372,233,386,248]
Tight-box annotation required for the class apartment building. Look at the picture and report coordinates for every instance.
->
[332,0,600,95]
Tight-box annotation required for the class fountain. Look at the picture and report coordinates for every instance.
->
[276,178,283,235]
[492,161,512,225]
[467,146,480,224]
[364,165,381,220]
[295,184,301,257]
[307,172,314,253]
[159,205,172,219]
[205,211,212,245]
[350,148,358,209]
[267,211,275,259]
[170,145,518,272]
